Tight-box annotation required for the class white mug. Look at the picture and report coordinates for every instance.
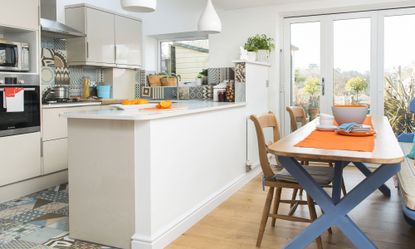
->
[319,113,334,126]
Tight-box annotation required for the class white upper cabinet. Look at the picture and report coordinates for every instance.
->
[115,15,142,67]
[0,0,39,31]
[85,8,115,65]
[65,4,142,68]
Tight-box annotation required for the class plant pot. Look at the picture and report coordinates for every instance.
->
[161,76,178,86]
[308,108,319,121]
[247,52,257,62]
[195,78,202,86]
[148,75,163,87]
[256,49,270,63]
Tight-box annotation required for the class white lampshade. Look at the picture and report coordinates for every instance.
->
[198,0,222,34]
[121,0,156,12]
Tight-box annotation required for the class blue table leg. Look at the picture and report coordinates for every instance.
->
[278,156,400,249]
[353,162,391,197]
[332,161,348,204]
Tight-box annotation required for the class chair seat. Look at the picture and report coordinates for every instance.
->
[274,166,335,185]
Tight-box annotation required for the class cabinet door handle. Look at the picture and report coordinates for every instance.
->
[86,42,89,59]
[321,77,325,96]
[115,45,117,61]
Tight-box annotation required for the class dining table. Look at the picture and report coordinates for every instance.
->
[267,116,404,249]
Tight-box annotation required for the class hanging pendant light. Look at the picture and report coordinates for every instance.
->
[198,0,222,34]
[121,0,157,12]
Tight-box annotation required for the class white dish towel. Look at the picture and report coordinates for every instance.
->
[3,88,24,112]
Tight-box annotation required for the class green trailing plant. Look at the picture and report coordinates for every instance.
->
[244,34,275,52]
[304,77,320,108]
[384,73,415,134]
[345,76,368,104]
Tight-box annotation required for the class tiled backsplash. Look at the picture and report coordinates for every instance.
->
[41,38,242,101]
[137,67,234,100]
[41,38,145,98]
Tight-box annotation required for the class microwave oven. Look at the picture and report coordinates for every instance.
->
[0,41,30,72]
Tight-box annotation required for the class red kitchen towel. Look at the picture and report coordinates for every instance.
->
[4,87,24,112]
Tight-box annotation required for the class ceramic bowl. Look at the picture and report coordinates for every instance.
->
[332,105,368,125]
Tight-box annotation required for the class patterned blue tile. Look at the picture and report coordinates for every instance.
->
[12,210,46,223]
[164,87,177,100]
[0,239,42,249]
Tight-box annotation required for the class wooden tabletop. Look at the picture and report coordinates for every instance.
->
[268,116,404,164]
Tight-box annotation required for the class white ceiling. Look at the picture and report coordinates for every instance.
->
[212,0,310,10]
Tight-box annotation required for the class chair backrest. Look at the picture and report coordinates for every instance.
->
[250,112,280,178]
[286,106,307,132]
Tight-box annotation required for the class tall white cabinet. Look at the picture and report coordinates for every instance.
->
[65,4,142,68]
[233,61,271,169]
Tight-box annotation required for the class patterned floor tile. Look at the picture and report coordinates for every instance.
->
[0,239,43,249]
[35,203,67,214]
[35,191,68,204]
[11,210,46,223]
[20,227,67,244]
[0,220,20,233]
[0,204,35,220]
[0,223,41,243]
[0,184,116,249]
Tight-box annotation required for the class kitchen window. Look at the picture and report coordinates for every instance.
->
[160,39,209,83]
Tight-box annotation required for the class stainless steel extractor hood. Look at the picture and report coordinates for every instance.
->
[40,0,85,39]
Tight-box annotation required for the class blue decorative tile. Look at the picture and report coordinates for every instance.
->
[12,210,46,223]
[164,87,177,100]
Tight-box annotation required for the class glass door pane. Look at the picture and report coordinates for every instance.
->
[384,14,415,134]
[333,18,371,106]
[290,22,321,120]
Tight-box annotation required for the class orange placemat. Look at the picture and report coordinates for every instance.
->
[295,117,375,152]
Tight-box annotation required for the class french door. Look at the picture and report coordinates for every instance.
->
[282,8,415,135]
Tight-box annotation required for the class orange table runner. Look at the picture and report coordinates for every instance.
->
[295,117,375,152]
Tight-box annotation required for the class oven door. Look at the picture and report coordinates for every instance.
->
[0,43,19,71]
[0,85,40,137]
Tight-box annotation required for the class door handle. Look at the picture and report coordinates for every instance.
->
[86,42,89,59]
[321,77,325,96]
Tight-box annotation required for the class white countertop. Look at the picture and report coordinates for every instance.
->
[42,102,102,109]
[62,101,246,121]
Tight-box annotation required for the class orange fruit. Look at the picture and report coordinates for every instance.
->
[122,99,131,105]
[159,100,172,109]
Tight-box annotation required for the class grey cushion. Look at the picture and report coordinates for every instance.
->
[274,165,335,186]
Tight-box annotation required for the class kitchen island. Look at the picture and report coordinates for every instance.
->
[64,101,258,249]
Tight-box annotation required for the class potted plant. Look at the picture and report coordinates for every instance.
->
[304,77,320,120]
[345,76,368,104]
[198,69,208,85]
[244,34,275,63]
[243,38,257,62]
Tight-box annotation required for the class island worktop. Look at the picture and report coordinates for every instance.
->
[62,100,246,121]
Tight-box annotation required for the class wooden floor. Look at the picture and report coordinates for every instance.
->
[168,167,415,249]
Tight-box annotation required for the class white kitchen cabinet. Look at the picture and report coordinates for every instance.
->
[66,4,142,68]
[42,104,103,174]
[0,0,39,31]
[42,105,102,141]
[115,15,142,67]
[0,132,41,186]
[43,139,68,174]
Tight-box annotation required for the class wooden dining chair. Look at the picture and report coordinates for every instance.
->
[286,106,347,197]
[286,106,308,132]
[250,112,336,249]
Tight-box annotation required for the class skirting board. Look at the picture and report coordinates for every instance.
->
[0,170,68,203]
[131,167,261,249]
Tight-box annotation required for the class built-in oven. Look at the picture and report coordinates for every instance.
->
[0,85,40,137]
[0,41,30,72]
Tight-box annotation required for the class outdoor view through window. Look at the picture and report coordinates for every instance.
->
[160,39,209,84]
[290,14,415,134]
